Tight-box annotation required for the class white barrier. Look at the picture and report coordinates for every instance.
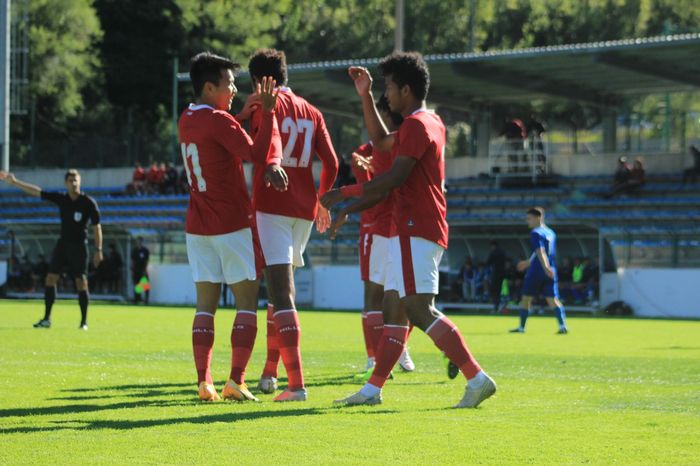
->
[602,269,700,318]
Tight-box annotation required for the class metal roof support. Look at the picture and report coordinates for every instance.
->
[603,109,618,153]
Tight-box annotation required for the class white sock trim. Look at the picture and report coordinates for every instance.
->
[383,324,409,329]
[366,311,383,316]
[236,310,257,316]
[425,316,444,335]
[194,311,215,317]
[273,309,297,316]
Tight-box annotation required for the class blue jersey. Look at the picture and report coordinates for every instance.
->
[529,225,556,275]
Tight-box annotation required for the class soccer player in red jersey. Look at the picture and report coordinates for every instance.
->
[350,96,416,380]
[240,49,339,402]
[178,52,287,402]
[322,52,497,408]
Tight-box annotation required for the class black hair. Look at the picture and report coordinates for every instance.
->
[376,95,403,127]
[248,48,288,85]
[378,51,430,100]
[189,52,240,97]
[527,207,544,217]
[65,168,80,181]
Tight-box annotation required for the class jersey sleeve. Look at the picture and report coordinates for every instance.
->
[40,191,62,204]
[396,118,430,161]
[314,112,339,196]
[88,197,101,225]
[530,231,545,251]
[355,142,373,158]
[213,111,279,165]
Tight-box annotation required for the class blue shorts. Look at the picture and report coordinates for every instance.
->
[522,270,559,298]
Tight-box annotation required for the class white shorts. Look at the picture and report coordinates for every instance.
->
[256,211,313,267]
[385,236,445,298]
[186,229,258,285]
[368,234,390,286]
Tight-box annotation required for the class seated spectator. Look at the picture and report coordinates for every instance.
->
[156,162,167,194]
[583,257,600,303]
[570,257,587,304]
[605,157,644,198]
[557,257,574,303]
[682,145,700,185]
[164,162,179,194]
[146,162,160,194]
[130,162,146,195]
[474,262,489,301]
[179,166,190,194]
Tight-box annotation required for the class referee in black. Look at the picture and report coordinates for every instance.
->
[1,169,103,330]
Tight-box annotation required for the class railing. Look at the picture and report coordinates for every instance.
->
[489,137,548,181]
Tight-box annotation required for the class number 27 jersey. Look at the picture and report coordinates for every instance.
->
[251,88,338,221]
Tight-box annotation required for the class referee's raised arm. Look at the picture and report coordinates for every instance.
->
[0,171,42,197]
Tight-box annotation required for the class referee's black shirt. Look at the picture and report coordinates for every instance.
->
[40,191,101,242]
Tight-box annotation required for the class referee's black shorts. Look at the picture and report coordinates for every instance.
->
[48,239,89,279]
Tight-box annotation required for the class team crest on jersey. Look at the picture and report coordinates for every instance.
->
[74,212,82,222]
[407,219,414,227]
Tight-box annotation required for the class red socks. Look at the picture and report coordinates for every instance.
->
[274,309,304,390]
[362,311,384,358]
[262,303,280,378]
[229,310,257,384]
[192,312,215,384]
[368,325,409,388]
[426,316,481,380]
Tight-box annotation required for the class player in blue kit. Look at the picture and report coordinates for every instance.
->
[510,207,568,334]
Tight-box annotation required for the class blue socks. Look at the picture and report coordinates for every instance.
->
[519,308,529,329]
[554,305,567,328]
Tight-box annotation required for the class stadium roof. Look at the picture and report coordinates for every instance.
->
[179,34,700,115]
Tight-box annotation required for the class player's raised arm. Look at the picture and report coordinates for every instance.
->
[348,67,394,152]
[0,171,42,197]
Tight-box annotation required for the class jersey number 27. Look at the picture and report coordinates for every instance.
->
[281,117,314,168]
[181,143,206,192]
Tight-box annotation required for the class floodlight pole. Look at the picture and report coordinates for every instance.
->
[394,0,404,51]
[0,0,10,172]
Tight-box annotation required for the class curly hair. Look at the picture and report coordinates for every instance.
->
[248,48,288,85]
[378,51,430,101]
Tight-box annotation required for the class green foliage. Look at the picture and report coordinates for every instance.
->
[28,0,103,122]
[0,301,699,464]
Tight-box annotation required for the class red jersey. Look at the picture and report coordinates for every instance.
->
[251,88,339,221]
[178,103,279,235]
[369,141,395,238]
[351,142,374,232]
[132,167,145,182]
[390,110,448,248]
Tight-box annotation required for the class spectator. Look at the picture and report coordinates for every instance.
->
[474,262,489,301]
[106,243,123,293]
[178,166,190,194]
[131,236,150,304]
[486,240,507,313]
[164,162,179,194]
[604,156,635,199]
[501,117,527,173]
[146,162,160,194]
[682,145,700,184]
[557,257,574,303]
[457,258,475,301]
[130,162,146,195]
[156,162,167,194]
[583,257,600,303]
[570,257,587,304]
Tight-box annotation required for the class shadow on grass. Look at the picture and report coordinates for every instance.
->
[0,399,195,418]
[0,406,400,435]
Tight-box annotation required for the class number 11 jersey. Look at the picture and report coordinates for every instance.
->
[251,88,339,221]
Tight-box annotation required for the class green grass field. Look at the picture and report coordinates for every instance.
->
[0,300,699,465]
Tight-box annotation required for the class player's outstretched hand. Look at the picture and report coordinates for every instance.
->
[328,210,348,240]
[258,76,279,112]
[0,171,16,184]
[517,260,529,272]
[237,93,262,121]
[320,188,343,209]
[316,205,331,233]
[348,66,372,97]
[93,250,103,268]
[264,164,288,192]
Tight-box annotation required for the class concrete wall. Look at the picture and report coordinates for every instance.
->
[1,150,691,192]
